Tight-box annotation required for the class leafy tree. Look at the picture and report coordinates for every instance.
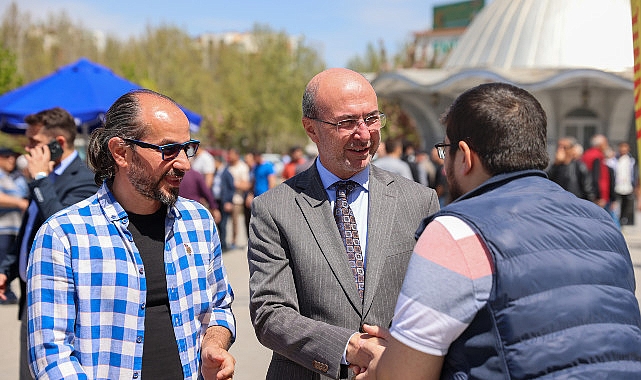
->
[0,2,421,154]
[347,42,385,74]
[0,40,25,149]
[0,43,21,93]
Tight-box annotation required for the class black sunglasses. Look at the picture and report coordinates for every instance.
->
[123,138,200,161]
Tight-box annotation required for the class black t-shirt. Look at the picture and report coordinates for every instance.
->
[128,205,183,379]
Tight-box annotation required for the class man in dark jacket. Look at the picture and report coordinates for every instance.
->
[212,154,235,251]
[547,136,596,201]
[357,83,641,379]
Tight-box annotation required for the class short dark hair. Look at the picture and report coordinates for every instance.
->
[440,82,549,174]
[24,107,77,145]
[383,137,403,153]
[289,146,302,155]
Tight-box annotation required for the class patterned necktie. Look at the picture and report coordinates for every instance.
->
[334,181,365,300]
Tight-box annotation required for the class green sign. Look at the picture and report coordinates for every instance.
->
[434,0,485,29]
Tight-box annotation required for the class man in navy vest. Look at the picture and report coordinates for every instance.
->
[357,83,641,379]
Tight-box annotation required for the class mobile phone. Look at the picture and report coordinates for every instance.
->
[47,140,63,162]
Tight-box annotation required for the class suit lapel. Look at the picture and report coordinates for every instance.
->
[295,165,364,309]
[362,167,398,316]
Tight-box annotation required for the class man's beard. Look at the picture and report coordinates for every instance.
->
[129,153,183,207]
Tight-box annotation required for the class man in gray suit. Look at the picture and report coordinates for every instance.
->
[248,68,439,379]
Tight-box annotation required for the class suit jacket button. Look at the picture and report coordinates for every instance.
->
[312,360,328,372]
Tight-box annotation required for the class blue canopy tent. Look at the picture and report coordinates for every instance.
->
[0,58,201,134]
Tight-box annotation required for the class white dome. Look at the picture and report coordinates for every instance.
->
[444,0,633,72]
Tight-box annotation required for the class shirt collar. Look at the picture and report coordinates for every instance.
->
[53,150,78,176]
[315,158,370,192]
[99,181,180,223]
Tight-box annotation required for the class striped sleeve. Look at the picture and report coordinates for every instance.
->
[390,215,493,356]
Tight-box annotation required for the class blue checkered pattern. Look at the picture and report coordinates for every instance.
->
[27,183,235,379]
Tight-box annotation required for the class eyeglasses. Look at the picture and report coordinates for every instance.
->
[308,112,386,134]
[123,138,200,161]
[434,142,451,160]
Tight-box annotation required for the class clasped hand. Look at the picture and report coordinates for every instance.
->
[347,324,391,379]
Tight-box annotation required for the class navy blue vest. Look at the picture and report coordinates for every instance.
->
[419,170,641,379]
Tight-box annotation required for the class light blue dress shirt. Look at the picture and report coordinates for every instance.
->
[316,160,370,259]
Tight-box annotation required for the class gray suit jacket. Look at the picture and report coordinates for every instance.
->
[248,163,439,379]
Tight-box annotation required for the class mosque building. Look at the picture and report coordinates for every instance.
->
[371,0,635,156]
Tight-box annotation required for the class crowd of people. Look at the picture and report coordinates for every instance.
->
[0,69,639,379]
[547,134,640,227]
[181,128,640,249]
[176,132,455,255]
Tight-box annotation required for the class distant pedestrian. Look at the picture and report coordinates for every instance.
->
[373,138,413,180]
[281,146,308,180]
[226,148,251,249]
[179,168,220,223]
[582,134,613,209]
[613,142,638,225]
[547,137,596,201]
[0,147,29,305]
[402,141,422,184]
[251,152,277,198]
[190,146,216,189]
[213,155,235,251]
[243,152,256,240]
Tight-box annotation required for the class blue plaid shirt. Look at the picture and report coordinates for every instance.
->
[27,183,236,380]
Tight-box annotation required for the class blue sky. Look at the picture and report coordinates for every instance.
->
[9,0,474,68]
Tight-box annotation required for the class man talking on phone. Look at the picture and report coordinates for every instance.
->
[0,107,97,380]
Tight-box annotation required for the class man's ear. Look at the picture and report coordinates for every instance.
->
[55,135,67,150]
[108,137,129,167]
[458,140,474,175]
[302,117,320,144]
